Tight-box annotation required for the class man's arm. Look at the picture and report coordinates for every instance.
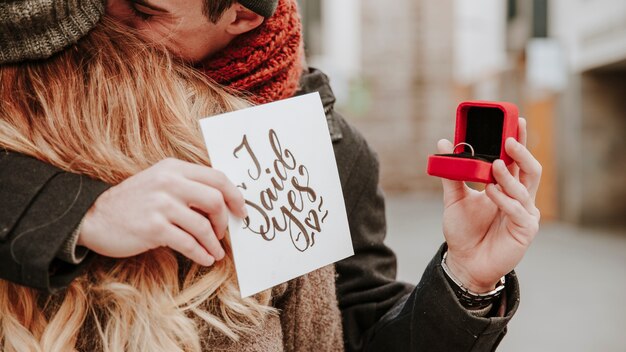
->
[331,112,519,351]
[0,150,110,292]
[296,68,520,351]
[359,245,519,351]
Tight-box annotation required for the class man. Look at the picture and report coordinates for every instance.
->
[0,0,541,350]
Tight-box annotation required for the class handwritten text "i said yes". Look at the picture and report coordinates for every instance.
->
[233,129,329,252]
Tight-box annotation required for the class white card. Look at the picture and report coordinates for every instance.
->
[199,93,354,297]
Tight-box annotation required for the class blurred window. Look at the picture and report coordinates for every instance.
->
[507,0,518,21]
[297,0,323,58]
[532,0,549,37]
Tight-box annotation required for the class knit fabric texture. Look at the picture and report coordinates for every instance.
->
[201,0,303,105]
[197,265,345,352]
[0,0,105,64]
[239,0,279,18]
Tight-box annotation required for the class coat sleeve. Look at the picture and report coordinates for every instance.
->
[331,114,520,352]
[0,150,110,292]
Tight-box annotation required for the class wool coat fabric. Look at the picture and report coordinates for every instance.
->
[0,69,519,351]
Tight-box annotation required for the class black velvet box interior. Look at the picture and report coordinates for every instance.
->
[439,106,504,163]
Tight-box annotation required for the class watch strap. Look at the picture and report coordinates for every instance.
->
[441,251,506,310]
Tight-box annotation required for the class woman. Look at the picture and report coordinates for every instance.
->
[0,17,342,352]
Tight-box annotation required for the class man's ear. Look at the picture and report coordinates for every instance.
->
[225,4,265,35]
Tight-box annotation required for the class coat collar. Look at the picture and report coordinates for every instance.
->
[296,68,343,143]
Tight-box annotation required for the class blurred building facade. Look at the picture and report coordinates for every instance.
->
[549,0,626,226]
[485,0,626,226]
[298,0,626,227]
[299,0,456,192]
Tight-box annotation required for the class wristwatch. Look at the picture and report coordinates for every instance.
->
[441,251,506,310]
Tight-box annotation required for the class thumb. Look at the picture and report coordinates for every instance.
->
[437,139,468,205]
[437,138,454,154]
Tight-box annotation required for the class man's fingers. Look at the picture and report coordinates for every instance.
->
[518,118,528,147]
[437,138,454,154]
[485,184,539,245]
[504,138,542,197]
[437,139,468,204]
[163,225,215,266]
[506,118,527,178]
[485,184,525,220]
[158,159,247,218]
[169,203,225,261]
[492,159,533,210]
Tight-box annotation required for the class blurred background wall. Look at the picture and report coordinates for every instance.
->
[295,1,626,350]
[297,0,626,228]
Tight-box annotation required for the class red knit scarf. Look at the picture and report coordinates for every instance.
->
[201,0,303,105]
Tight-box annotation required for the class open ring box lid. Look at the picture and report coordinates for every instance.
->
[427,101,519,184]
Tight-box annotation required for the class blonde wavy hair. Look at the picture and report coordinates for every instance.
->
[0,18,273,352]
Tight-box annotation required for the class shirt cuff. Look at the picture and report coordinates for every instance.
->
[56,218,89,264]
[467,304,493,317]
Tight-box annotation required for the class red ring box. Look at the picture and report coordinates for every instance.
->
[427,101,519,184]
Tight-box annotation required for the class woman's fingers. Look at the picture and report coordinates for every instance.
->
[157,158,247,219]
[504,138,542,198]
[437,139,469,205]
[187,165,248,219]
[162,225,215,267]
[79,159,238,265]
[168,202,225,261]
[171,180,229,239]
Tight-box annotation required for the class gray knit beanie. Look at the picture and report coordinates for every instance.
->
[0,0,105,65]
[239,0,279,18]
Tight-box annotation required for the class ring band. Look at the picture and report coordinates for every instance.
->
[453,142,475,156]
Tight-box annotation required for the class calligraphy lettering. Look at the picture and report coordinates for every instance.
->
[235,129,329,252]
